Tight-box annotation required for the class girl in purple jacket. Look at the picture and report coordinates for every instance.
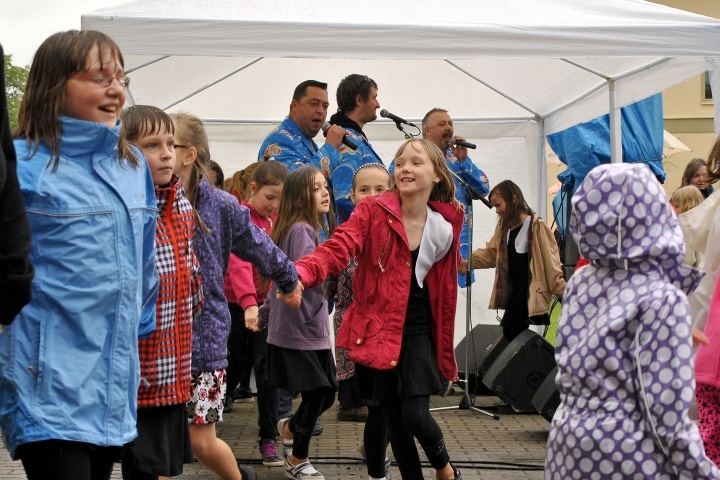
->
[257,166,338,480]
[171,113,301,480]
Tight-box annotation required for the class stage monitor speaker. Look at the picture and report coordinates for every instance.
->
[531,366,560,422]
[454,324,504,395]
[474,335,510,395]
[482,329,556,412]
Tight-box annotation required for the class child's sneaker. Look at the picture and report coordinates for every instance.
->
[277,417,293,457]
[235,387,255,403]
[237,463,257,480]
[284,457,324,479]
[259,440,284,467]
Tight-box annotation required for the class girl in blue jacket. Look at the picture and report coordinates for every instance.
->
[257,166,338,480]
[0,30,158,480]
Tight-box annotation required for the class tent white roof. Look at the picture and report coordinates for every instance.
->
[82,0,720,334]
[80,0,720,185]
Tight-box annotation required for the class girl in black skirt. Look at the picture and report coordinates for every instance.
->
[254,167,338,480]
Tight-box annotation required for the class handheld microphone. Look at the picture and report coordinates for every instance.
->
[452,138,477,150]
[322,122,358,150]
[380,109,416,127]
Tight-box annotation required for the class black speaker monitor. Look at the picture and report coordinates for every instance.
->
[531,366,560,422]
[482,329,556,412]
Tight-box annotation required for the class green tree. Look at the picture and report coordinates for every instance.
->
[4,54,29,132]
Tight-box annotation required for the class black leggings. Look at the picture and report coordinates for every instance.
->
[288,386,335,459]
[252,327,280,442]
[381,393,450,478]
[364,404,390,478]
[226,302,254,395]
[17,439,120,480]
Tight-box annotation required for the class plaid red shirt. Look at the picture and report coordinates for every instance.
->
[137,175,203,408]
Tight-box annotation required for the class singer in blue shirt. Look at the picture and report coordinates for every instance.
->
[327,74,384,225]
[258,80,346,176]
[422,108,490,287]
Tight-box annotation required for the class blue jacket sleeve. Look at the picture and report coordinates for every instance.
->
[258,131,340,175]
[229,202,298,294]
[138,170,159,340]
[458,156,490,196]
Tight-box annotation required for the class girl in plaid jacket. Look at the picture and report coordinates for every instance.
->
[120,106,203,479]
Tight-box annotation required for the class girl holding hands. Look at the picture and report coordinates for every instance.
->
[257,166,338,480]
[171,112,301,480]
[275,139,464,480]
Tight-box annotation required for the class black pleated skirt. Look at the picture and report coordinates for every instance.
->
[267,345,338,393]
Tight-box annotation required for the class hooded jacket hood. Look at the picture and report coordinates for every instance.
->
[570,163,702,295]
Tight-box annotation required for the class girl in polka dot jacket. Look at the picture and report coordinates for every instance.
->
[544,163,720,479]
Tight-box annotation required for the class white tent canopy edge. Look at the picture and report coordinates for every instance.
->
[81,0,720,339]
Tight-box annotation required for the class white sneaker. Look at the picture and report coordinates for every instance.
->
[277,417,293,457]
[284,457,324,479]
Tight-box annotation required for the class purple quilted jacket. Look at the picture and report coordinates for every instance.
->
[191,179,297,372]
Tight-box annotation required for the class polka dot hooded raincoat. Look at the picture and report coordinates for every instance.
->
[545,163,720,479]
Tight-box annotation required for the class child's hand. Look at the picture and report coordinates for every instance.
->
[692,327,709,346]
[244,305,261,332]
[458,259,469,275]
[277,281,304,308]
[284,293,302,308]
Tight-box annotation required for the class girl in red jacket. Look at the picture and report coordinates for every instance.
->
[120,105,203,479]
[292,139,464,480]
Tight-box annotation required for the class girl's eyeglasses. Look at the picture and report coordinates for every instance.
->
[71,70,130,90]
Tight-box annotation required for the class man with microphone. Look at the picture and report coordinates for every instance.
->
[422,108,490,287]
[327,74,383,224]
[258,79,347,177]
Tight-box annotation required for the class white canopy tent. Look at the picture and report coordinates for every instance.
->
[82,0,720,340]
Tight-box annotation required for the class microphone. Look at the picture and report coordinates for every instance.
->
[322,122,358,150]
[452,138,477,150]
[380,109,416,127]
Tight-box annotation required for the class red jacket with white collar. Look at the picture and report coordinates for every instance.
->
[295,190,463,381]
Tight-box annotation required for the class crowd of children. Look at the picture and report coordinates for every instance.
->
[7,27,720,480]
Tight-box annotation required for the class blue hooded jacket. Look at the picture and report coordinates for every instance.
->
[0,117,158,457]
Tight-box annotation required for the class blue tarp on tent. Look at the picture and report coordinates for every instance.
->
[549,94,665,235]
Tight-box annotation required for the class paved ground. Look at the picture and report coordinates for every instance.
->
[0,391,549,479]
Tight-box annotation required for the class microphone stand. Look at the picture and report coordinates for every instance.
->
[391,119,420,139]
[430,166,499,420]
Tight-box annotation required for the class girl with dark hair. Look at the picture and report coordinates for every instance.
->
[463,180,565,341]
[681,157,714,198]
[2,30,157,480]
[256,165,337,480]
[223,160,289,466]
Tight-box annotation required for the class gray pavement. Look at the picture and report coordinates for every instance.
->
[0,391,549,479]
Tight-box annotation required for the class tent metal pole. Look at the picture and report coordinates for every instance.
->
[538,118,547,218]
[444,60,541,117]
[608,80,622,163]
[162,57,265,110]
[545,58,671,126]
[125,55,171,74]
[200,117,534,125]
